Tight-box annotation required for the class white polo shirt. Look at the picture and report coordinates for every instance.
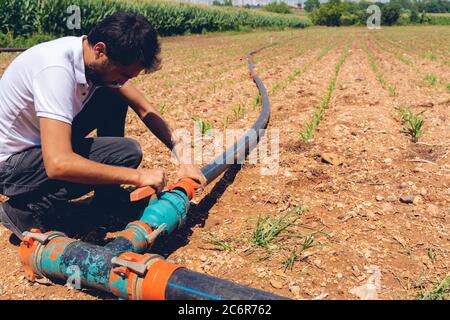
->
[0,36,97,164]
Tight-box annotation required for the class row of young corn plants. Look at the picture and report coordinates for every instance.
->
[372,35,413,66]
[378,32,450,66]
[300,37,353,141]
[193,32,339,132]
[267,41,340,97]
[370,35,450,93]
[361,36,397,97]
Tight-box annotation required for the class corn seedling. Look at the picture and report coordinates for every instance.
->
[401,108,425,142]
[156,102,168,115]
[400,107,414,124]
[221,114,230,128]
[192,116,212,135]
[425,73,438,85]
[422,53,438,61]
[301,121,315,141]
[232,104,245,120]
[252,95,262,110]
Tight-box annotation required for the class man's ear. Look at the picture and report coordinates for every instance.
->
[92,42,107,59]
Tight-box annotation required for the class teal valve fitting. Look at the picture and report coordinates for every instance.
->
[139,189,190,235]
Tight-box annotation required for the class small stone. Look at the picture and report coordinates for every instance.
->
[275,270,286,277]
[399,182,408,189]
[420,188,428,196]
[321,153,344,166]
[284,169,293,177]
[413,196,423,205]
[385,195,397,202]
[375,195,384,201]
[270,279,284,289]
[313,259,322,268]
[426,204,439,216]
[199,255,207,262]
[337,273,343,279]
[384,158,392,165]
[289,285,301,296]
[400,195,415,204]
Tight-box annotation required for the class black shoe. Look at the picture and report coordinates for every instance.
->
[0,201,26,240]
[0,199,47,240]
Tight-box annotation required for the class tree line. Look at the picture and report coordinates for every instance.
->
[303,0,450,26]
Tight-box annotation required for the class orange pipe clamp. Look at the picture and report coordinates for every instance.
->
[109,251,183,300]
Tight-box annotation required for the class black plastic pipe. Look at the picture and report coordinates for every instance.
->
[201,53,270,184]
[166,268,285,300]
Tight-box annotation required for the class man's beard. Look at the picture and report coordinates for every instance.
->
[85,63,105,85]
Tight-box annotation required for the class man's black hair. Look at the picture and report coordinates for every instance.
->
[87,12,161,72]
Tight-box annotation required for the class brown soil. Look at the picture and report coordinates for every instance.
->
[0,26,448,300]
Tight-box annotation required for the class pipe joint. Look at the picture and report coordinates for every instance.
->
[19,229,74,281]
[139,189,190,235]
[109,252,182,300]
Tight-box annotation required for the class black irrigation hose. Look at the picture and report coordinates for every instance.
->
[201,49,271,184]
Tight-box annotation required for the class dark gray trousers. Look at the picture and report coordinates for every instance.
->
[0,87,143,237]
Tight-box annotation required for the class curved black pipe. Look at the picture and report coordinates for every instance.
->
[201,53,270,184]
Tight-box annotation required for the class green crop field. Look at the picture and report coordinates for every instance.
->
[0,0,309,41]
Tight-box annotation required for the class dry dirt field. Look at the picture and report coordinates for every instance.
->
[0,26,449,300]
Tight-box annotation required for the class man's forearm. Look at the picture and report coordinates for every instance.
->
[47,152,141,185]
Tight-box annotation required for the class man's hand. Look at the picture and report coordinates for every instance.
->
[137,168,166,192]
[175,164,206,186]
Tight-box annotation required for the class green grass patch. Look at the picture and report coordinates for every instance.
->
[251,207,305,249]
[418,275,450,300]
[206,233,234,252]
[425,73,438,85]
